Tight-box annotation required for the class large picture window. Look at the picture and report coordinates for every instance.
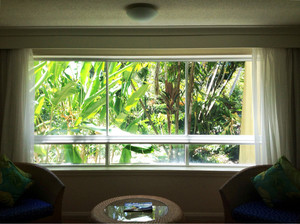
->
[34,59,254,166]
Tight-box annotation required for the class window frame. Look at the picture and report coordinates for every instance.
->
[33,54,254,168]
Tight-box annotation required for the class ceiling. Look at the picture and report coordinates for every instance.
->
[0,0,300,27]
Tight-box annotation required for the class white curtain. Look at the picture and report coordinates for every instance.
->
[252,48,300,168]
[0,49,34,162]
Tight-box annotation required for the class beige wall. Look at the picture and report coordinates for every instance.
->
[0,27,300,49]
[53,169,236,222]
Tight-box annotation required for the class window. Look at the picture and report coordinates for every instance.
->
[34,58,254,166]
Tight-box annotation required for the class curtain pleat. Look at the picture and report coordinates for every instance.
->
[0,49,34,162]
[291,49,300,168]
[252,48,300,168]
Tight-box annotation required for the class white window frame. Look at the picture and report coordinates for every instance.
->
[33,55,254,168]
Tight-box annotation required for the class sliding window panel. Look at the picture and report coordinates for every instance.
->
[34,144,106,164]
[189,144,255,164]
[187,61,245,135]
[108,62,186,135]
[34,61,107,135]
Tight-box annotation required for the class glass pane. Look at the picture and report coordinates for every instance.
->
[108,62,185,135]
[189,144,255,164]
[110,144,185,165]
[34,144,106,164]
[34,61,107,135]
[188,62,245,135]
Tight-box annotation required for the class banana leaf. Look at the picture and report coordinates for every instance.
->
[64,145,82,164]
[123,144,154,154]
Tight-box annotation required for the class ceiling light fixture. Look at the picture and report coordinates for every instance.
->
[125,3,158,21]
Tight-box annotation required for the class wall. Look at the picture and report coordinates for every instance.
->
[53,169,237,222]
[1,27,300,49]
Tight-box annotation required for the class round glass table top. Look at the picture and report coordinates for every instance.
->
[105,205,168,222]
[90,195,184,223]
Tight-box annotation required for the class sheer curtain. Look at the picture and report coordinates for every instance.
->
[252,48,300,168]
[0,49,34,162]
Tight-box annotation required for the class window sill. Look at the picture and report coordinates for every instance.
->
[43,163,254,173]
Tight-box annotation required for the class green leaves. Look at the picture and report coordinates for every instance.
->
[80,97,106,119]
[119,144,154,164]
[33,60,245,165]
[80,62,92,88]
[64,145,82,164]
[52,82,78,107]
[35,95,45,115]
[123,144,154,154]
[119,148,131,164]
[125,84,149,111]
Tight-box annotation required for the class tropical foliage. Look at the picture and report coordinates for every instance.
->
[34,61,245,164]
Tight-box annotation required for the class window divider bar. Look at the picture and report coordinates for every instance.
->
[185,62,188,136]
[34,135,256,145]
[105,62,109,166]
[185,144,189,166]
[105,62,109,136]
[184,63,189,166]
[105,144,110,167]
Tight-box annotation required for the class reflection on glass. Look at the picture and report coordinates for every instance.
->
[105,205,168,222]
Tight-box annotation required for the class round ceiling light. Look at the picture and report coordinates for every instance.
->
[125,3,158,21]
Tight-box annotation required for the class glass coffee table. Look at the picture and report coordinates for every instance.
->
[90,195,184,223]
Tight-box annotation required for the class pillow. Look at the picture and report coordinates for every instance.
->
[252,163,300,207]
[278,156,300,189]
[0,155,32,206]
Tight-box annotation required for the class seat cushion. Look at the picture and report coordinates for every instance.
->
[232,200,300,223]
[0,198,53,222]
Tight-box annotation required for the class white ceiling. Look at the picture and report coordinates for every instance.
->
[0,0,300,27]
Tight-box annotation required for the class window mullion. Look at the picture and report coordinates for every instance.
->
[185,144,189,166]
[185,62,189,166]
[185,62,189,136]
[105,61,109,136]
[105,62,110,166]
[105,144,110,167]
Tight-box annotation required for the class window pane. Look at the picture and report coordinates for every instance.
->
[33,59,252,166]
[188,62,245,135]
[34,61,107,135]
[110,144,185,164]
[108,62,185,135]
[34,144,106,164]
[189,144,254,164]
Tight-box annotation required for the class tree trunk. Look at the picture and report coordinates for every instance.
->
[175,62,181,134]
[154,62,160,96]
[187,62,195,134]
